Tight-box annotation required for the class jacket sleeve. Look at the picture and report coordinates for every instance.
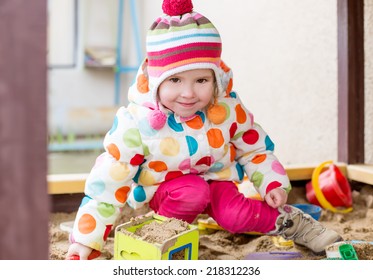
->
[71,106,145,251]
[230,97,291,199]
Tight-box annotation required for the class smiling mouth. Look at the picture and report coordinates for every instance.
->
[178,102,196,107]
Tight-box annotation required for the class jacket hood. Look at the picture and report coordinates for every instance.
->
[128,59,234,114]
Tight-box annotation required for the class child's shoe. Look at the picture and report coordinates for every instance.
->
[272,205,343,255]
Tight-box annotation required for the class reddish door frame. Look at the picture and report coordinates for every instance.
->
[0,0,49,259]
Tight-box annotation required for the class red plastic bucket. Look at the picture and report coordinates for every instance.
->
[306,163,352,208]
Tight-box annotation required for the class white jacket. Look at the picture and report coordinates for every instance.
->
[71,60,291,251]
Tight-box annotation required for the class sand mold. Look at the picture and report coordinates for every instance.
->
[132,218,190,243]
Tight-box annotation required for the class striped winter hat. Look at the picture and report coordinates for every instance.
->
[146,0,223,93]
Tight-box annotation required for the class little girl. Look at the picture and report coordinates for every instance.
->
[66,0,341,260]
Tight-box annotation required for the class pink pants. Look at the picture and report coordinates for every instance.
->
[149,174,280,234]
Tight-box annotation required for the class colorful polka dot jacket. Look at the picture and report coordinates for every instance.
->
[71,60,291,251]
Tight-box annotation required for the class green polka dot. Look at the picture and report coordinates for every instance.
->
[231,131,244,141]
[123,128,142,148]
[284,184,292,193]
[251,171,264,188]
[142,143,150,156]
[97,202,116,218]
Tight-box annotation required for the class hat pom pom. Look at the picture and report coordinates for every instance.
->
[148,110,167,130]
[162,0,193,16]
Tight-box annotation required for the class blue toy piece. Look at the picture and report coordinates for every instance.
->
[292,203,322,220]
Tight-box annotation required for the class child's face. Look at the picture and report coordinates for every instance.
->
[158,69,215,118]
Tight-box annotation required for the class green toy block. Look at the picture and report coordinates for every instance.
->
[339,244,359,260]
[114,214,199,260]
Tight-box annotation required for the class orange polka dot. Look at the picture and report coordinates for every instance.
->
[207,103,226,124]
[230,145,236,162]
[207,128,224,148]
[225,78,233,96]
[148,161,168,172]
[137,74,149,93]
[115,186,130,203]
[186,115,204,129]
[235,104,247,124]
[78,214,96,234]
[220,60,231,72]
[107,143,120,161]
[252,154,267,164]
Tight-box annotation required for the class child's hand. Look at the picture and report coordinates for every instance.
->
[264,188,288,208]
[66,242,100,260]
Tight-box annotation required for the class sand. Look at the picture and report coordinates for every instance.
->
[130,218,190,243]
[49,184,373,260]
